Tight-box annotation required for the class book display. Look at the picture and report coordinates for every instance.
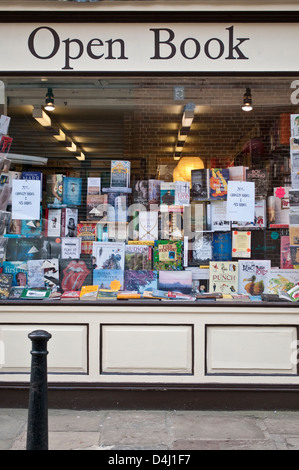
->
[0,111,298,305]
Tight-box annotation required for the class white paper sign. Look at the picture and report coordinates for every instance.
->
[12,179,41,220]
[226,181,255,222]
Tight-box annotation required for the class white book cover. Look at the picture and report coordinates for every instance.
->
[46,208,61,237]
[238,260,271,295]
[138,211,158,241]
[92,241,125,271]
[228,166,248,181]
[267,268,299,294]
[210,200,231,231]
[174,181,190,206]
[232,199,266,229]
[87,177,101,195]
[61,237,81,259]
[273,187,290,224]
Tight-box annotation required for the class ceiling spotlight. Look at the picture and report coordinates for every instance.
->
[44,88,55,111]
[242,87,253,112]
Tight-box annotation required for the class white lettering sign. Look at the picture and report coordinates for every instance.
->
[12,179,41,220]
[226,181,255,222]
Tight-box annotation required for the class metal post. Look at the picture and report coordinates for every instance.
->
[26,330,52,451]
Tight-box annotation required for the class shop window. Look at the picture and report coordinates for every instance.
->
[0,75,298,303]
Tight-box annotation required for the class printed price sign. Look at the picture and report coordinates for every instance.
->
[12,179,41,220]
[226,181,255,222]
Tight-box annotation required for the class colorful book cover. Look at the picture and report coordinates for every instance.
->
[21,171,43,199]
[80,284,99,300]
[45,174,63,205]
[20,287,51,300]
[246,168,269,198]
[209,168,229,200]
[192,233,213,265]
[190,169,209,200]
[209,261,239,295]
[273,187,290,225]
[92,241,125,271]
[60,290,80,301]
[86,194,108,220]
[0,273,13,298]
[20,210,43,237]
[124,244,152,270]
[3,260,28,287]
[267,268,299,294]
[77,222,97,255]
[61,208,78,237]
[61,237,81,259]
[290,245,299,266]
[153,240,183,271]
[27,259,59,290]
[60,258,93,292]
[62,177,82,206]
[110,160,130,188]
[238,260,271,295]
[93,268,124,291]
[212,232,232,261]
[124,270,158,293]
[158,270,192,294]
[15,238,42,261]
[97,289,118,300]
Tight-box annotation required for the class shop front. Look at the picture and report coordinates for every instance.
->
[0,1,299,409]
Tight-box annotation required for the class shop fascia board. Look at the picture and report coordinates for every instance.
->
[0,1,299,12]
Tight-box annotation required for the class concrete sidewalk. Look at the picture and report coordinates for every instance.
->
[2,409,299,450]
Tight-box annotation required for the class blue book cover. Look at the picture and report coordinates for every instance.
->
[3,260,28,287]
[93,268,124,290]
[212,232,232,261]
[62,177,82,206]
[124,270,158,293]
[21,209,43,237]
[21,171,43,199]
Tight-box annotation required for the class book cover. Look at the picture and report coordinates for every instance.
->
[20,287,51,300]
[45,174,63,205]
[45,208,61,237]
[148,180,161,206]
[86,194,108,221]
[20,210,43,237]
[289,189,299,207]
[97,289,118,300]
[77,222,97,255]
[93,268,124,291]
[209,168,229,200]
[45,237,62,259]
[0,210,11,236]
[160,182,175,208]
[3,260,28,287]
[232,231,251,258]
[232,199,267,229]
[290,245,299,266]
[153,240,183,271]
[267,269,299,294]
[0,273,13,298]
[190,169,209,200]
[62,176,82,206]
[15,238,42,261]
[192,233,213,265]
[27,259,45,288]
[0,136,12,158]
[43,259,60,291]
[124,244,152,270]
[281,235,294,269]
[61,237,81,259]
[289,227,299,245]
[132,180,149,207]
[110,160,130,188]
[246,168,269,198]
[212,232,232,261]
[9,218,21,235]
[60,258,93,292]
[0,236,8,259]
[210,200,231,231]
[138,211,158,241]
[80,284,99,300]
[92,241,125,271]
[273,187,290,225]
[174,181,190,206]
[87,177,101,195]
[158,270,192,294]
[21,171,43,199]
[107,192,128,223]
[124,270,158,293]
[228,166,247,181]
[209,261,239,295]
[61,208,78,237]
[60,290,80,301]
[238,260,271,295]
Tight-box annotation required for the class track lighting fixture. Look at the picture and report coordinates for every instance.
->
[44,88,55,111]
[242,87,253,112]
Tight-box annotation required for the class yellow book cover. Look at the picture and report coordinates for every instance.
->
[80,285,99,300]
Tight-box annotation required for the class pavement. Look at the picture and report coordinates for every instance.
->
[2,408,299,451]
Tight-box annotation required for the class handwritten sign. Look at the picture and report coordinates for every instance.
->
[226,181,255,222]
[12,179,40,220]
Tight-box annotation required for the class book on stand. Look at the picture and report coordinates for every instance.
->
[60,258,93,292]
[191,169,209,201]
[246,168,269,198]
[110,160,130,188]
[153,240,183,271]
[92,241,125,271]
[209,261,239,295]
[209,168,229,200]
[62,177,82,206]
[124,244,152,270]
[93,268,124,291]
[61,208,78,237]
[124,270,158,293]
[46,174,64,206]
[238,260,271,295]
[77,222,97,255]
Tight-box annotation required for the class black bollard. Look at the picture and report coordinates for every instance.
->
[26,330,52,451]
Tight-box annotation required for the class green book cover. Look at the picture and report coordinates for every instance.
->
[153,240,183,271]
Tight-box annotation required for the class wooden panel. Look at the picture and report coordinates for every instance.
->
[0,324,88,374]
[101,324,193,375]
[206,326,298,375]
